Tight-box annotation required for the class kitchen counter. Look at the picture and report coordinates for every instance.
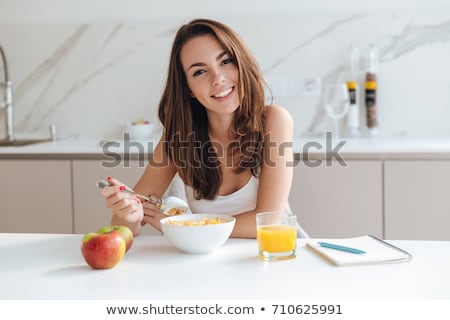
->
[1,233,449,299]
[0,138,159,160]
[2,136,450,160]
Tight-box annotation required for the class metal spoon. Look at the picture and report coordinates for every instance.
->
[96,179,188,216]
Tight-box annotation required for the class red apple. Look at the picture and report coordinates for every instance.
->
[98,225,134,253]
[81,230,126,269]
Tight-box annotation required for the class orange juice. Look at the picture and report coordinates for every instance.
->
[257,225,297,253]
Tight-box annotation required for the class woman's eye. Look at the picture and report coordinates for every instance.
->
[193,69,205,77]
[222,58,234,65]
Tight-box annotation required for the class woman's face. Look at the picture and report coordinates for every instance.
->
[180,34,240,116]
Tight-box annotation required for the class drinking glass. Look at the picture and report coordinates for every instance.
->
[256,212,297,261]
[323,83,350,140]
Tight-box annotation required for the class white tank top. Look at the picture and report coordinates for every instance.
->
[185,175,259,215]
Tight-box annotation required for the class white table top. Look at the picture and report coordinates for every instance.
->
[1,233,449,299]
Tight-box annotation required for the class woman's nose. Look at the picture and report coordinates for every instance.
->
[210,68,225,86]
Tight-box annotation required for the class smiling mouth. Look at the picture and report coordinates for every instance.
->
[212,87,234,98]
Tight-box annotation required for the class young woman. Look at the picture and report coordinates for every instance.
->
[102,18,306,238]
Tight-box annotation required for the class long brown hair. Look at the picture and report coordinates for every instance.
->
[158,18,266,200]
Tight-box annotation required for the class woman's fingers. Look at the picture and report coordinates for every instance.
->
[141,200,160,212]
[100,176,125,196]
[104,187,143,221]
[107,176,122,186]
[141,203,165,232]
[115,200,142,220]
[98,176,144,226]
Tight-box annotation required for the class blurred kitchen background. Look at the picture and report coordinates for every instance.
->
[1,0,450,141]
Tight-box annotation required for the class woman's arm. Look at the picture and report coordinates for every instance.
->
[133,140,177,198]
[103,139,177,236]
[231,105,294,238]
[133,140,178,233]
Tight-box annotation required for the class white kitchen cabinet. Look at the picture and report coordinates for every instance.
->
[289,160,383,238]
[72,160,161,235]
[0,160,72,233]
[2,154,448,240]
[384,160,450,240]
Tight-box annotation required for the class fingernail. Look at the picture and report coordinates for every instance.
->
[119,185,126,191]
[107,176,112,181]
[136,199,140,204]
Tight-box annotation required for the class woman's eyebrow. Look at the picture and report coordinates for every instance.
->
[216,51,228,61]
[188,51,228,70]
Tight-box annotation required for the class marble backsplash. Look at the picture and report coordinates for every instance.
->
[1,11,450,141]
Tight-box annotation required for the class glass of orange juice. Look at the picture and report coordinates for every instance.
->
[256,212,297,261]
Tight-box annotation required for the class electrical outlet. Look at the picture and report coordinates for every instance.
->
[265,76,322,97]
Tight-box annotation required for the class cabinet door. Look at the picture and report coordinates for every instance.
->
[289,160,382,238]
[384,160,450,240]
[72,160,161,235]
[0,160,72,233]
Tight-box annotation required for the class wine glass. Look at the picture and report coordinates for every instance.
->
[323,83,350,140]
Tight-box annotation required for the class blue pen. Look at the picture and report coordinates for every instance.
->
[318,242,366,254]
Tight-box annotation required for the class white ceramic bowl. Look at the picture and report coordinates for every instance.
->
[160,214,236,254]
[124,123,154,140]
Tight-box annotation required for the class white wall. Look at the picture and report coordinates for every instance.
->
[1,0,450,140]
[3,0,450,23]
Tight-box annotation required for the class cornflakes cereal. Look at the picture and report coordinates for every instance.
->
[166,217,226,226]
[166,208,186,216]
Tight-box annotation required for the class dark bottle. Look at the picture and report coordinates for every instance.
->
[365,44,378,135]
[346,44,360,137]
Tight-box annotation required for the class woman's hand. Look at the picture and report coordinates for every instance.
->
[141,199,167,233]
[101,177,144,227]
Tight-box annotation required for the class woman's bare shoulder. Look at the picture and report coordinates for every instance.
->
[262,104,293,128]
